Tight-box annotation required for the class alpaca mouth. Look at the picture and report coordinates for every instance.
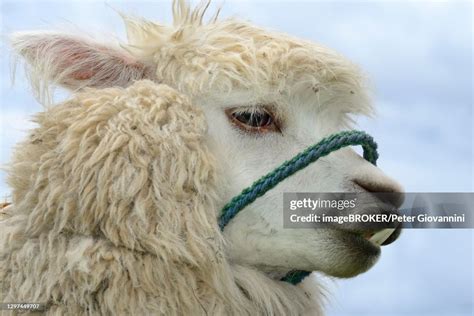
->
[316,226,401,278]
[332,224,402,261]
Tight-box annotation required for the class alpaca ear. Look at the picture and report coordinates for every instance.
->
[10,31,152,91]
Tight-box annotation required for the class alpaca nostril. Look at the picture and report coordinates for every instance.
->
[352,178,405,208]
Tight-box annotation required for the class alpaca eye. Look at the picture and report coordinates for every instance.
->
[226,107,281,134]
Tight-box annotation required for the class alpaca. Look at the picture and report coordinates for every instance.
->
[1,1,404,315]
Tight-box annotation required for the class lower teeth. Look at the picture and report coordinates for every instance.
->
[369,228,395,245]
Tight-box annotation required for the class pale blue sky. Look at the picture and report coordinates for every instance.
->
[1,1,473,315]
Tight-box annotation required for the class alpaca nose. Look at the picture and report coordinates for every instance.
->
[352,176,405,208]
[351,176,404,246]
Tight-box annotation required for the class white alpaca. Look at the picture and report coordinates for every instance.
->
[1,1,404,314]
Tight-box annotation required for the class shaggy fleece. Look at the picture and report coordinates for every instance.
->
[0,80,322,315]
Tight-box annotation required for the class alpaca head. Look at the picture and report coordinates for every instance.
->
[11,0,403,279]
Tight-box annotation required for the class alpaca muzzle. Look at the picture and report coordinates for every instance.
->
[219,130,387,284]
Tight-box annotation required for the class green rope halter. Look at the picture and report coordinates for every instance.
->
[218,130,379,285]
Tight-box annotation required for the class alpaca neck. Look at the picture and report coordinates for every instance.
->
[223,264,323,315]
